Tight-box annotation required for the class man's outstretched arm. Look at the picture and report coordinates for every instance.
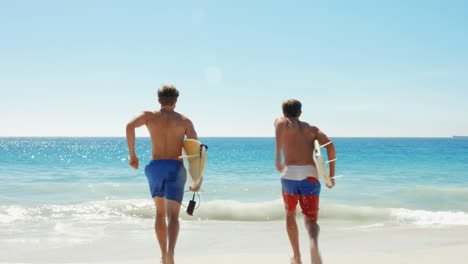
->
[126,112,148,169]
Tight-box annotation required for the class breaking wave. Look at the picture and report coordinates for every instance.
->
[2,199,468,226]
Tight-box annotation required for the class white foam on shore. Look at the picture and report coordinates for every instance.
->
[2,199,468,226]
[391,208,468,226]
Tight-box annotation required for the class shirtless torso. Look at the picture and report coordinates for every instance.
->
[145,109,197,161]
[275,116,336,186]
[275,117,317,167]
[126,106,197,168]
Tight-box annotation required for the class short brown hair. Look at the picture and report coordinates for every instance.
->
[158,84,179,105]
[282,99,302,118]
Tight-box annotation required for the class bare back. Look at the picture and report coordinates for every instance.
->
[145,110,196,160]
[275,117,318,166]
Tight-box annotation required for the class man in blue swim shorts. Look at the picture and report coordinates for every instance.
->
[275,99,336,264]
[126,85,200,264]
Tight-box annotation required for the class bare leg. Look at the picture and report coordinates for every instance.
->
[286,210,302,264]
[153,197,167,264]
[304,218,322,264]
[165,199,182,264]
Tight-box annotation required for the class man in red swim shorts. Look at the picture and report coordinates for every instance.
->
[275,99,336,264]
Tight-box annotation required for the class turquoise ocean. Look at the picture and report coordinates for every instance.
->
[1,137,468,252]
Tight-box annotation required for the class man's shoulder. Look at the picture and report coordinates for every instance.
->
[302,121,319,132]
[171,112,193,126]
[143,110,187,119]
[141,111,159,119]
[274,117,288,127]
[299,120,315,128]
[175,112,190,121]
[275,118,316,128]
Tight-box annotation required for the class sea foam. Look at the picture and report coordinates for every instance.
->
[2,199,468,226]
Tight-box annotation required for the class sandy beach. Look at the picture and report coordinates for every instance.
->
[5,219,468,264]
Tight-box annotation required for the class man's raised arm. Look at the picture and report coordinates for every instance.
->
[126,112,148,169]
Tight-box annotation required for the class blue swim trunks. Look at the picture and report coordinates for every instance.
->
[145,160,187,203]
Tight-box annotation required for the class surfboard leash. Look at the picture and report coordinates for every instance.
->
[185,190,201,215]
[186,143,208,216]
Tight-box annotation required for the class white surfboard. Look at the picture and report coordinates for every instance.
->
[179,139,207,189]
[313,140,334,187]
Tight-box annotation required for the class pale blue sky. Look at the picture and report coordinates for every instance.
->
[1,0,467,137]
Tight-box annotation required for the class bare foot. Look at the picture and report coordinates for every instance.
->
[290,256,302,264]
[166,253,174,264]
[160,257,166,264]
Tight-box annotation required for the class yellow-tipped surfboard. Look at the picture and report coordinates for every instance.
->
[179,139,207,188]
